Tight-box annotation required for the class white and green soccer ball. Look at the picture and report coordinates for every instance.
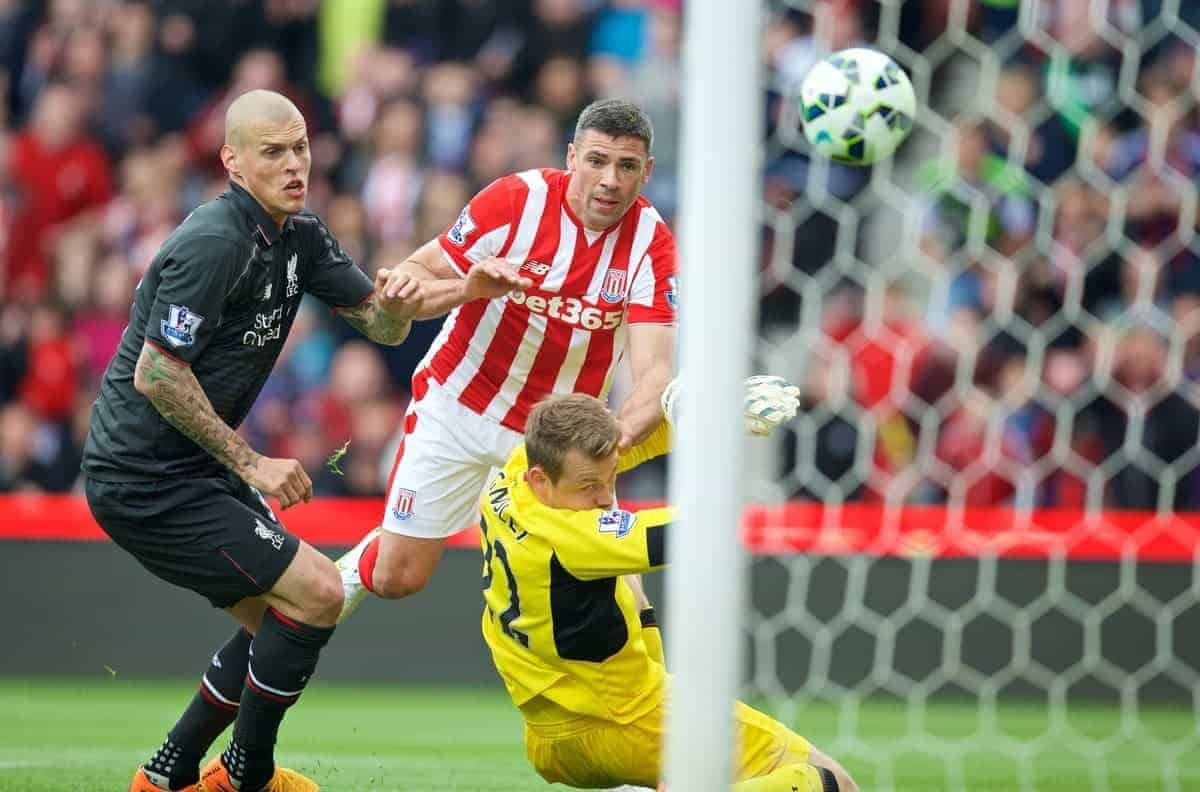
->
[798,47,916,166]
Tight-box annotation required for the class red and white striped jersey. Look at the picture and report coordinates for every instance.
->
[417,168,677,433]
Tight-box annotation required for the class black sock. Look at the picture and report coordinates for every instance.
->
[144,629,252,789]
[222,608,333,792]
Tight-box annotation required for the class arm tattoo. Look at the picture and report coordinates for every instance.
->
[136,345,261,478]
[338,296,413,346]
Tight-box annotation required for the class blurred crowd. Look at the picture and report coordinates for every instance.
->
[768,0,1200,510]
[2,0,1200,514]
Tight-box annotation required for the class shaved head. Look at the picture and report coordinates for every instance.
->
[219,89,311,226]
[224,89,303,149]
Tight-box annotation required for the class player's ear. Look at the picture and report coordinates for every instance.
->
[220,144,240,179]
[643,155,654,184]
[566,142,577,172]
[527,465,554,498]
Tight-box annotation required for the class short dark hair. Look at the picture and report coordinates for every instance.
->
[525,394,620,483]
[574,98,654,154]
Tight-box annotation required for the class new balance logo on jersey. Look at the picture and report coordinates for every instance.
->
[254,518,284,550]
[520,260,551,276]
[261,282,272,301]
[508,291,623,330]
[598,510,635,539]
[161,304,204,347]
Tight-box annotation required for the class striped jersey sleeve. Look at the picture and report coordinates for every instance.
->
[438,175,523,277]
[626,215,678,325]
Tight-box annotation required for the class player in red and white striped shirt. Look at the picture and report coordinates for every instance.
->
[337,100,678,617]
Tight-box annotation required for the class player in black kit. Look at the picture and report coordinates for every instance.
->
[83,90,423,792]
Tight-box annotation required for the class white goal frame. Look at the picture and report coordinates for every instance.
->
[664,1,763,789]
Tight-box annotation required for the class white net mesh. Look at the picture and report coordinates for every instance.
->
[748,1,1200,789]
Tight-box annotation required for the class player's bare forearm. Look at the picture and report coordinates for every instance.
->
[394,243,532,319]
[619,323,676,447]
[618,360,674,446]
[134,344,261,479]
[390,241,473,320]
[410,275,471,319]
[618,387,669,445]
[337,295,414,346]
[386,238,535,320]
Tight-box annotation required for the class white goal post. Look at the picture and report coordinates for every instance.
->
[664,0,762,789]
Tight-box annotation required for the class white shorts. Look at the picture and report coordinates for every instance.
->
[382,380,523,540]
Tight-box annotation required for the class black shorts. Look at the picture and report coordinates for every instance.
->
[85,472,301,608]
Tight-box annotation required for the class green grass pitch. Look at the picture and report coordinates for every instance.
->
[1,679,1195,791]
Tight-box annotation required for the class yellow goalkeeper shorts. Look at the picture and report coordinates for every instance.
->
[523,697,811,788]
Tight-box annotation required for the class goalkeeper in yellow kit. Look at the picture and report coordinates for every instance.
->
[479,390,858,791]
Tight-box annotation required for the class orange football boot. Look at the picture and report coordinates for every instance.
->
[129,766,208,792]
[200,756,319,792]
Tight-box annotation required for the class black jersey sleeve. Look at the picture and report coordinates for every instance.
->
[143,234,243,364]
[302,215,374,309]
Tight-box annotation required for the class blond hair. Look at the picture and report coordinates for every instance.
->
[525,394,620,482]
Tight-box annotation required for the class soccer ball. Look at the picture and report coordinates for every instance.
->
[798,47,916,166]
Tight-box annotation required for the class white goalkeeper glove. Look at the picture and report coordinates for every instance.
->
[660,374,801,437]
[743,374,801,436]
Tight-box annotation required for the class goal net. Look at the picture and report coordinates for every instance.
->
[745,1,1200,790]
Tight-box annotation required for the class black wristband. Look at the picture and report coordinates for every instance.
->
[640,607,658,628]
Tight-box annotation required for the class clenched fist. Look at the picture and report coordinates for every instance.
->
[246,456,313,510]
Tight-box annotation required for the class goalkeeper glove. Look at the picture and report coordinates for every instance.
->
[743,374,801,436]
[660,374,800,437]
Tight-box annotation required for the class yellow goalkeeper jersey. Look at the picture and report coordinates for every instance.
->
[480,423,673,725]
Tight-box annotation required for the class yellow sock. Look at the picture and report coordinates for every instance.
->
[731,763,826,791]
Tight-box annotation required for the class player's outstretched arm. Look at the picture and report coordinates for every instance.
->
[383,239,472,319]
[336,266,422,346]
[661,374,801,437]
[380,239,533,320]
[617,323,676,449]
[616,373,801,473]
[134,342,313,508]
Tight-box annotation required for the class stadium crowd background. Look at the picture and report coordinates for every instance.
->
[2,0,1200,514]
